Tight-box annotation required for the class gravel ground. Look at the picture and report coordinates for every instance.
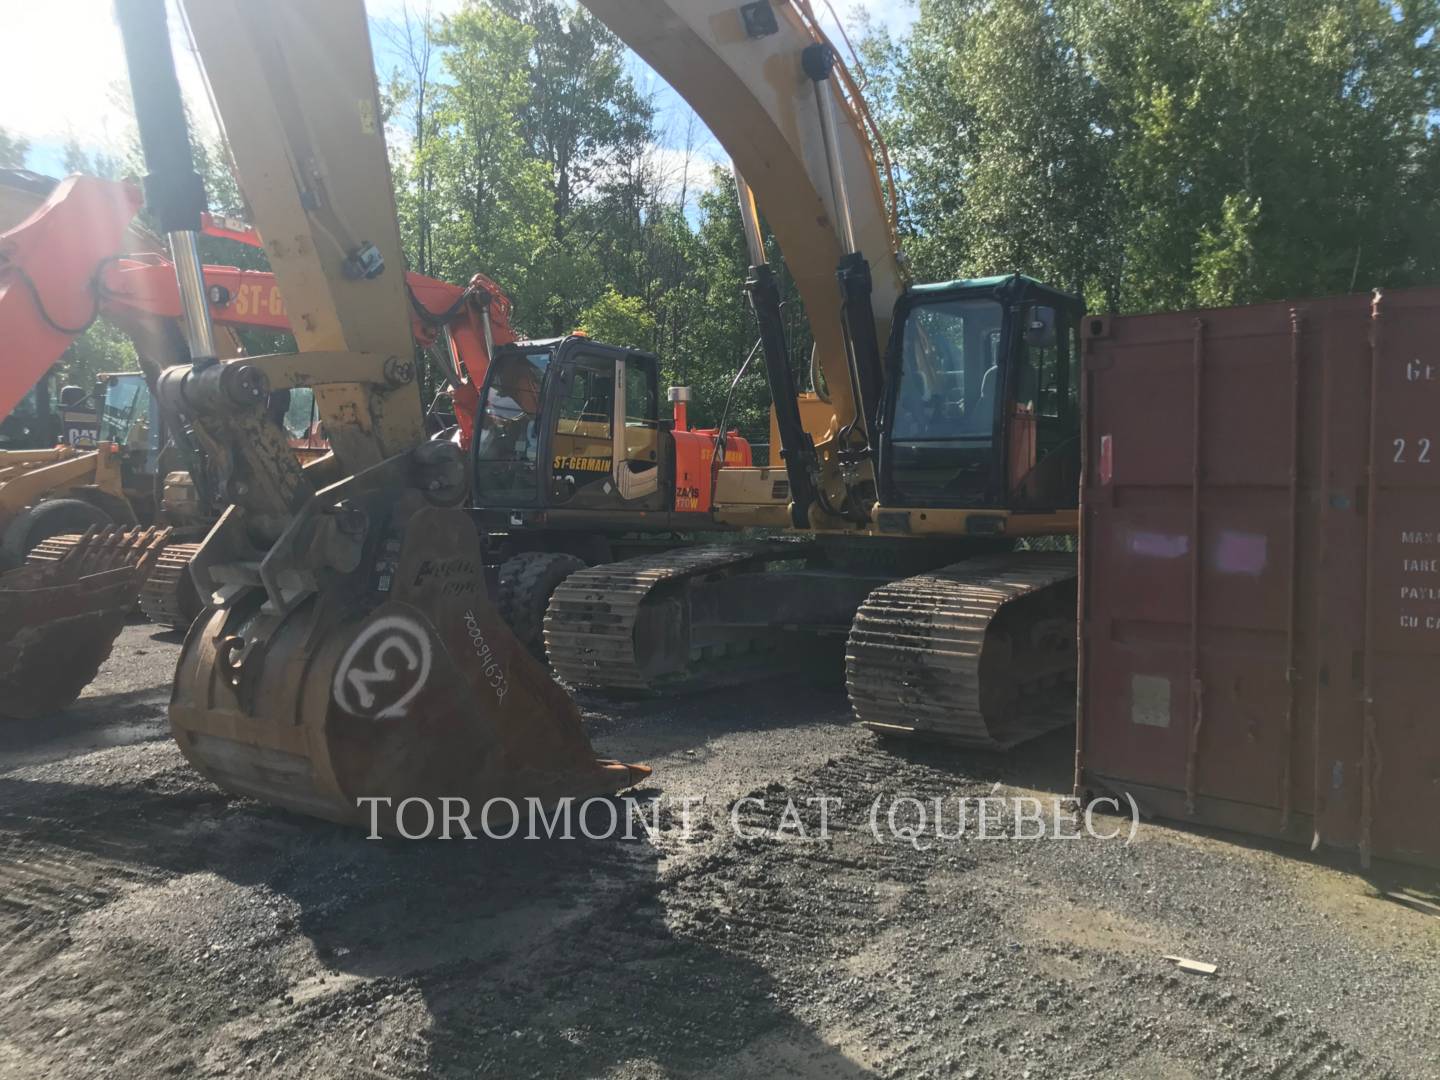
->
[0,621,1436,1079]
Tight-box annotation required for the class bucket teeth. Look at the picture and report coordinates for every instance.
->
[33,534,204,630]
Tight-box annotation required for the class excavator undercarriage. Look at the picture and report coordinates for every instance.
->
[847,553,1077,747]
[543,537,1078,751]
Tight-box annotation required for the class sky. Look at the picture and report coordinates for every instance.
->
[0,0,917,198]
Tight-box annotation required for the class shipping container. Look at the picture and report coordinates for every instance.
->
[1076,287,1440,868]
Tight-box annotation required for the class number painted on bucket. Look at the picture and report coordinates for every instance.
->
[333,615,433,719]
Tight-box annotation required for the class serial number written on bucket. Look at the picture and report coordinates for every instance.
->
[463,610,509,704]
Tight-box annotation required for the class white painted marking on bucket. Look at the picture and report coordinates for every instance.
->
[333,615,433,719]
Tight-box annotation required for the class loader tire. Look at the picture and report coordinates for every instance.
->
[497,551,587,656]
[2,498,113,564]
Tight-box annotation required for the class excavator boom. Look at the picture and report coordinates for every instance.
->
[581,0,903,449]
[105,0,646,827]
[0,176,144,421]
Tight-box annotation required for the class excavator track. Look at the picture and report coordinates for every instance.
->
[846,552,1077,748]
[29,535,203,630]
[137,542,202,629]
[545,543,796,691]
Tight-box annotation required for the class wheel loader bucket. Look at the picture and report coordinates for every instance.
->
[29,534,204,630]
[0,526,172,720]
[169,503,648,831]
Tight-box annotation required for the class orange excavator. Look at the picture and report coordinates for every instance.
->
[0,165,515,714]
[0,167,514,456]
[94,0,647,827]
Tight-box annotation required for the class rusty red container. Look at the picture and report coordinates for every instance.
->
[1077,286,1440,867]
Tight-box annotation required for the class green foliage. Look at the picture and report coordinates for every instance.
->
[62,138,124,181]
[55,320,140,392]
[579,286,656,347]
[384,2,771,436]
[869,0,1440,312]
[0,127,30,169]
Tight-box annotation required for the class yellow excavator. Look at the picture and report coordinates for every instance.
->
[112,0,645,829]
[105,0,1076,830]
[545,0,1083,747]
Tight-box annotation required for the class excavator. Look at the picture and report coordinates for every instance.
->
[104,0,647,828]
[472,335,753,651]
[74,0,1070,829]
[536,0,1082,747]
[3,163,755,650]
[0,166,517,637]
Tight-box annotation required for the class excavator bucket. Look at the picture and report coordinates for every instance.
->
[0,526,172,720]
[169,501,648,831]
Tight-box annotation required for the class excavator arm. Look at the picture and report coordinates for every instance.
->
[110,0,645,828]
[0,176,145,422]
[578,0,905,526]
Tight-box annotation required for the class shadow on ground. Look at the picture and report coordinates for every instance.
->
[0,713,880,1078]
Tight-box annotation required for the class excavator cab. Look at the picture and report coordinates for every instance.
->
[472,336,665,515]
[878,274,1084,512]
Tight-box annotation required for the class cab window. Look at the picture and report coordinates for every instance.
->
[1017,304,1064,419]
[557,363,614,438]
[472,350,552,504]
[887,297,1004,506]
[625,361,656,430]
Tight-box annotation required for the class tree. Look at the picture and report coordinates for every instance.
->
[494,0,653,242]
[383,1,775,431]
[55,322,140,394]
[866,0,1440,312]
[408,5,557,332]
[379,2,442,276]
[62,138,124,181]
[578,286,655,347]
[0,127,28,169]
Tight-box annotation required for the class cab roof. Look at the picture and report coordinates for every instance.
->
[905,273,1082,308]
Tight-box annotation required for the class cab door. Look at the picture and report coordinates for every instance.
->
[614,352,662,507]
[1008,300,1080,507]
[550,350,621,509]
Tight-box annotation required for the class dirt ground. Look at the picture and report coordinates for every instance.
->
[1,621,1437,1079]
